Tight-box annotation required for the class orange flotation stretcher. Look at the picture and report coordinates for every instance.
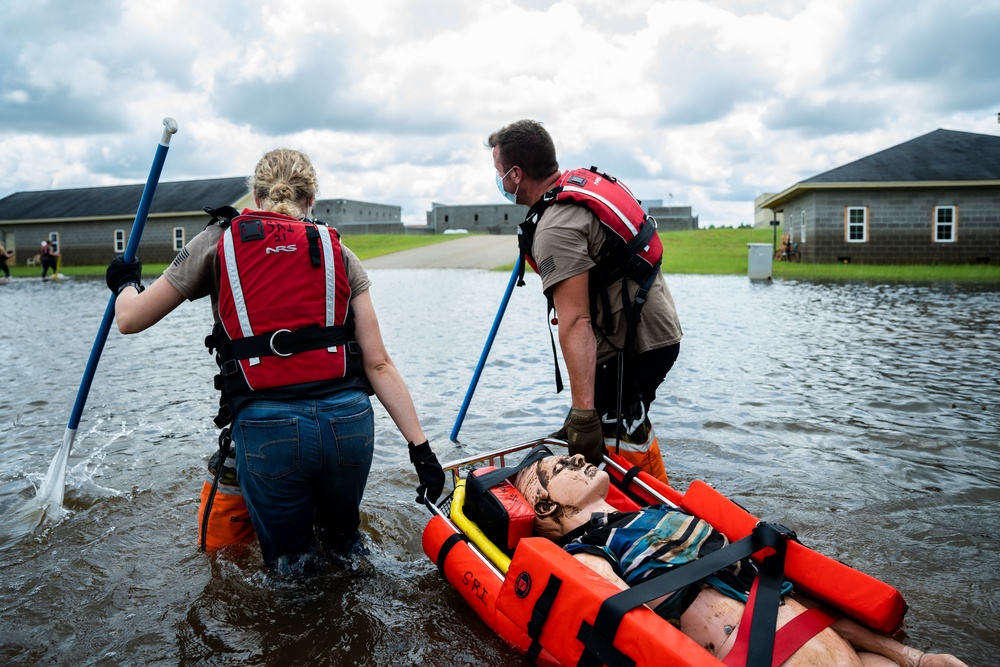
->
[421,438,908,667]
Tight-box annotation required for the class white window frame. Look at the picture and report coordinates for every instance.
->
[933,206,957,243]
[800,210,807,243]
[845,206,868,243]
[114,229,125,253]
[48,232,60,254]
[173,227,186,251]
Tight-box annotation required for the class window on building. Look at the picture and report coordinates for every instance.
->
[173,227,186,251]
[934,206,956,242]
[846,207,867,242]
[444,215,449,223]
[114,229,125,253]
[504,213,508,221]
[800,211,806,243]
[474,214,479,222]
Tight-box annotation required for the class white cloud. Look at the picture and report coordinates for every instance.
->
[0,0,997,227]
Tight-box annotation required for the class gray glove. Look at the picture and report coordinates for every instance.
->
[550,408,604,465]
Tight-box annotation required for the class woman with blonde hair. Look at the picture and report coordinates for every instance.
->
[105,148,444,572]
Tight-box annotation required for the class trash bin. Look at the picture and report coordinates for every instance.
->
[747,243,773,281]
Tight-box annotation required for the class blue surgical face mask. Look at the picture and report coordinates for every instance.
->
[496,166,518,204]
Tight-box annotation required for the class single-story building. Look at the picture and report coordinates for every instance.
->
[0,177,251,265]
[425,203,527,234]
[424,201,696,234]
[758,129,1000,264]
[313,198,405,234]
[0,179,413,265]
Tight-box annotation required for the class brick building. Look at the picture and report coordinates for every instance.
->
[0,179,411,265]
[0,177,252,265]
[758,129,1000,264]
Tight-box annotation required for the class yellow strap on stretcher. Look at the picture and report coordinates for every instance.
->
[450,479,512,574]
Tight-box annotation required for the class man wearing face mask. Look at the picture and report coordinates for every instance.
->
[486,120,682,483]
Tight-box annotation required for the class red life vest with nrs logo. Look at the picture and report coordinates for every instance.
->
[215,209,360,398]
[518,168,664,391]
[518,166,663,284]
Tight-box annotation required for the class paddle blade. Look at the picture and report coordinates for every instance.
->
[35,428,76,513]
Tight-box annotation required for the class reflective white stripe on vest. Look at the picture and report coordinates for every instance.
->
[222,227,260,366]
[560,185,639,236]
[317,227,338,352]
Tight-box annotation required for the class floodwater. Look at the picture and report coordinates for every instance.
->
[1,270,997,666]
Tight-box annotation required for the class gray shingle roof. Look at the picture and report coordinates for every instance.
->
[0,176,249,221]
[803,129,1000,183]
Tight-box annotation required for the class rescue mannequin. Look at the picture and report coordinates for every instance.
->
[105,148,445,573]
[514,454,968,667]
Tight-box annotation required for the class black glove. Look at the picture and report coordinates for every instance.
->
[550,408,605,465]
[106,256,144,295]
[409,440,445,504]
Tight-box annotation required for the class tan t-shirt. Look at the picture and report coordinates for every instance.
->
[162,222,371,319]
[532,203,682,363]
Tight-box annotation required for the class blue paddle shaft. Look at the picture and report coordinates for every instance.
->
[450,255,522,442]
[66,124,176,432]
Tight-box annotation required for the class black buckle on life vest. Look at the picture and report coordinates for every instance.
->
[220,359,241,377]
[239,219,265,242]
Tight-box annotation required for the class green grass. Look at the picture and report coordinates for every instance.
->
[5,234,458,278]
[663,227,999,284]
[338,233,454,260]
[8,229,999,284]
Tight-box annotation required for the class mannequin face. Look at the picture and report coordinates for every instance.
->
[515,454,610,538]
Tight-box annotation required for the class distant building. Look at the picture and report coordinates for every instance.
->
[754,194,784,228]
[425,200,697,234]
[648,205,699,231]
[0,177,251,265]
[759,129,1000,264]
[0,181,415,265]
[425,203,527,235]
[313,198,405,235]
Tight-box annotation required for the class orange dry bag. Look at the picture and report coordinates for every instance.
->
[197,430,255,551]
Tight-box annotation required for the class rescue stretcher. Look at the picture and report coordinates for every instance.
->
[421,438,908,667]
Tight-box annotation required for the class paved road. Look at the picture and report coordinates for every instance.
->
[362,234,519,269]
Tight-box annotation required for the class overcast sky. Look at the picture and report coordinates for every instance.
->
[2,0,998,227]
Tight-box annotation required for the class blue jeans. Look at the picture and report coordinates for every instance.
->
[232,389,374,566]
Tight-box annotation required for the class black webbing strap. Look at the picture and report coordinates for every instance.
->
[305,224,322,267]
[620,465,642,490]
[465,445,553,503]
[544,296,564,394]
[228,325,351,361]
[198,427,232,552]
[435,532,468,579]
[743,529,788,667]
[203,205,240,228]
[576,622,636,667]
[526,574,563,664]
[576,522,792,667]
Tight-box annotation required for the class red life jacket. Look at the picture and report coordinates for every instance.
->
[518,166,662,286]
[517,167,664,392]
[206,208,364,426]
